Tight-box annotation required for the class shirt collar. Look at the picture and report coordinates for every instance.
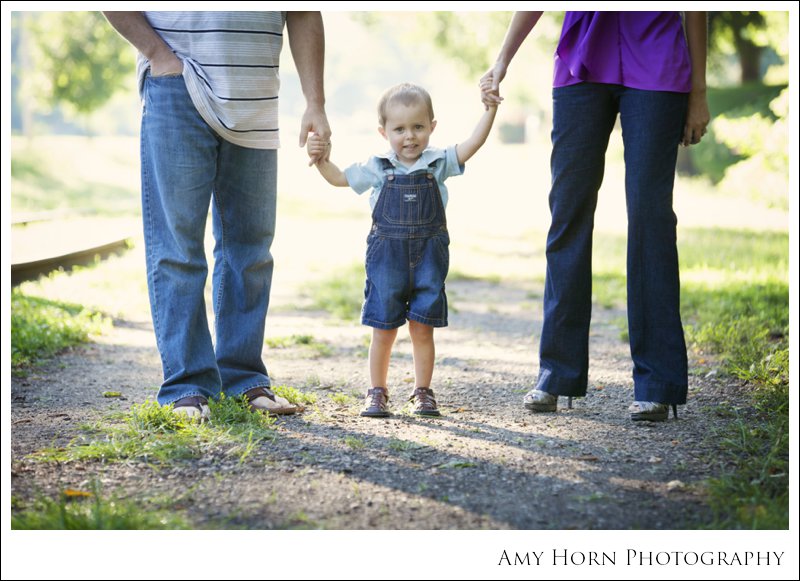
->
[377,147,445,173]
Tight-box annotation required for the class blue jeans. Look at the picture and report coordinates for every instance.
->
[536,83,688,405]
[141,74,276,405]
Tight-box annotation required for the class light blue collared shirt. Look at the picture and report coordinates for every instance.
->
[344,146,464,210]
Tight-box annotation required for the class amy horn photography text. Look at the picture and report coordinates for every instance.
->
[498,550,785,567]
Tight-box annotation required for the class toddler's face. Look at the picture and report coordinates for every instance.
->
[379,101,436,167]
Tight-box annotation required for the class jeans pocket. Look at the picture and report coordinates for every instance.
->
[365,234,384,265]
[432,232,450,272]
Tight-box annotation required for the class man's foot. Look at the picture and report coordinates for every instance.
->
[410,387,441,417]
[172,395,210,421]
[244,387,303,415]
[361,387,390,418]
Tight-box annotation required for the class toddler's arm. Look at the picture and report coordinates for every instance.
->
[455,103,498,165]
[307,135,348,187]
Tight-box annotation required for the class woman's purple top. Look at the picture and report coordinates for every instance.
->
[553,11,692,92]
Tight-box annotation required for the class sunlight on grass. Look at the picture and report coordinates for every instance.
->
[11,136,140,216]
[11,289,111,371]
[12,488,189,530]
[29,397,277,465]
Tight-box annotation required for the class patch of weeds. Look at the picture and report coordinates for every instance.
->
[283,511,321,530]
[575,492,607,503]
[303,373,322,389]
[438,460,476,469]
[330,392,357,406]
[703,409,789,529]
[299,451,317,464]
[344,436,366,450]
[272,385,317,406]
[11,487,189,529]
[11,289,111,371]
[387,438,426,453]
[30,396,276,465]
[265,334,333,358]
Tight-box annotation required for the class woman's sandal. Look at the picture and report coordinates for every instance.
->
[244,386,304,415]
[628,401,678,422]
[523,389,573,412]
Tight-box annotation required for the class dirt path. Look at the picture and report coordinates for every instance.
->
[10,244,749,531]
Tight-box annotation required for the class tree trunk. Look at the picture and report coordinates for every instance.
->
[736,37,763,83]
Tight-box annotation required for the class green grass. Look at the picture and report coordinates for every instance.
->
[12,488,189,530]
[590,226,788,529]
[330,392,357,406]
[306,263,364,320]
[703,407,788,529]
[387,438,427,453]
[265,334,333,358]
[272,384,318,406]
[30,396,277,465]
[11,289,111,371]
[343,436,366,450]
[11,136,140,216]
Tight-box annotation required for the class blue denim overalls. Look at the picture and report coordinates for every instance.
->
[361,159,450,330]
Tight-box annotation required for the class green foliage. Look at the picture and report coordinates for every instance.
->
[11,289,110,369]
[24,12,135,115]
[307,263,365,321]
[685,83,786,183]
[12,488,189,530]
[420,12,514,78]
[713,89,789,210]
[708,12,768,83]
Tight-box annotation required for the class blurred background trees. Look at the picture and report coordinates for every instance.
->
[9,10,790,209]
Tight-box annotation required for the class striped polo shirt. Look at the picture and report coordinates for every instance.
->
[137,11,285,149]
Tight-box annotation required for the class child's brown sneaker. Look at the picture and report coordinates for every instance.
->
[409,387,441,416]
[361,387,390,417]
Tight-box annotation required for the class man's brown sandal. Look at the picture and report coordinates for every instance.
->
[244,386,303,415]
[172,395,210,421]
[410,387,441,417]
[361,387,390,418]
